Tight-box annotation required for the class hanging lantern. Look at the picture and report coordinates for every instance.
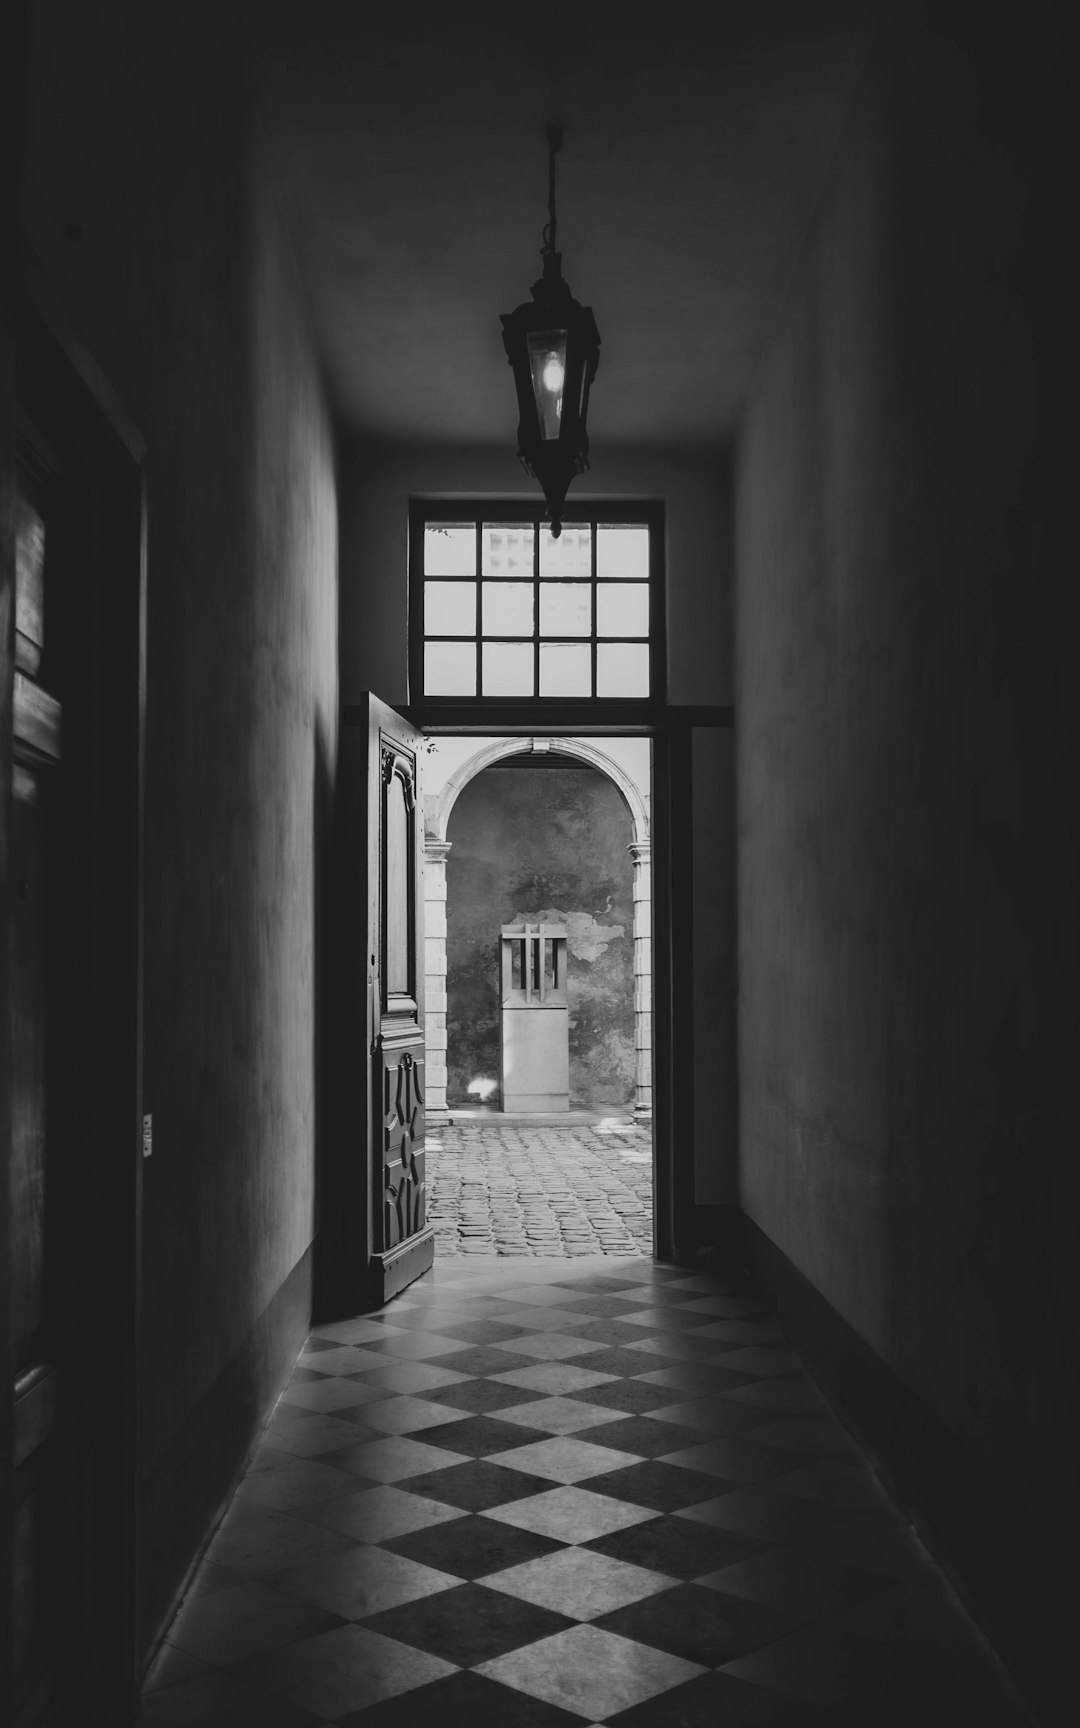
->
[501,125,600,538]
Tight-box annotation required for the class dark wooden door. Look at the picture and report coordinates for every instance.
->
[366,696,433,1304]
[3,288,143,1726]
[9,441,59,1728]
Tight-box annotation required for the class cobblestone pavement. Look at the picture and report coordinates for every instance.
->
[425,1119,653,1258]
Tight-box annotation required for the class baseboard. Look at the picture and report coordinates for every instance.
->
[741,1215,1067,1728]
[670,1202,751,1267]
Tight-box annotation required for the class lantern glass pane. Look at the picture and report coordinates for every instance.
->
[483,582,534,636]
[540,642,591,697]
[424,523,476,574]
[482,641,534,695]
[527,329,568,440]
[425,640,476,695]
[540,581,591,637]
[540,524,591,577]
[596,641,649,697]
[597,525,649,578]
[425,580,475,636]
[596,582,649,637]
[482,522,534,576]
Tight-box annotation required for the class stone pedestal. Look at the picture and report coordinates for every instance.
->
[500,922,569,1112]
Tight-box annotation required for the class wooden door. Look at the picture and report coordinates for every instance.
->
[9,441,59,1728]
[366,696,433,1304]
[3,287,143,1726]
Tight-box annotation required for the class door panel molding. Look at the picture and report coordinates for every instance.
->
[369,699,433,1304]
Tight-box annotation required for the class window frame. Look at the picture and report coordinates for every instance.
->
[407,498,666,723]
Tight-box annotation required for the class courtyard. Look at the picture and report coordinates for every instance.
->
[426,1118,653,1258]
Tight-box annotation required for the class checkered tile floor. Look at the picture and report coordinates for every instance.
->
[140,1256,1036,1726]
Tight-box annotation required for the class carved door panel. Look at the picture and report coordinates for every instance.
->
[367,696,432,1304]
[10,447,61,1728]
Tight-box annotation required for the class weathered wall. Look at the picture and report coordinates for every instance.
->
[20,0,339,1652]
[737,0,1072,1572]
[446,765,634,1110]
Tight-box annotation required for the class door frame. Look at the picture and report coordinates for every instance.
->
[344,703,732,1268]
[2,258,145,1723]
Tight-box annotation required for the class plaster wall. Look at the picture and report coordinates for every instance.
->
[338,442,731,708]
[445,766,635,1110]
[21,0,339,1645]
[736,6,1074,1544]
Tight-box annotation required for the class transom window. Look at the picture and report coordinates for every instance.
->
[409,501,662,704]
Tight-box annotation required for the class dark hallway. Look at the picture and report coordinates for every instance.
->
[1,2,1073,1724]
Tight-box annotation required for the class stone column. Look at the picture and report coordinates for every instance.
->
[424,839,451,1122]
[628,840,652,1120]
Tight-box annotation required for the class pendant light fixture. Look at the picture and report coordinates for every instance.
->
[501,125,600,538]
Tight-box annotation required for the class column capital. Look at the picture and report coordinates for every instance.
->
[627,840,651,865]
[424,839,453,863]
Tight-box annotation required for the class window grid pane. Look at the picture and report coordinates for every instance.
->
[424,524,477,575]
[425,640,476,695]
[419,512,653,700]
[425,580,477,636]
[540,581,591,638]
[482,641,534,696]
[596,581,649,638]
[596,640,649,697]
[482,523,535,577]
[540,641,592,697]
[597,525,649,578]
[483,581,534,637]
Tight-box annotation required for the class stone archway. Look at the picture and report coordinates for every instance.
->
[423,737,651,1121]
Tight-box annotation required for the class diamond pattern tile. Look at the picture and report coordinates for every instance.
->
[395,1458,554,1512]
[384,1512,566,1580]
[360,1580,575,1666]
[490,1361,618,1395]
[485,1484,659,1542]
[580,1459,736,1511]
[495,1395,635,1433]
[419,1414,554,1456]
[595,1580,801,1666]
[482,1546,675,1619]
[139,1254,1031,1727]
[585,1512,769,1580]
[487,1434,643,1484]
[293,1484,465,1543]
[421,1378,549,1415]
[226,1622,456,1717]
[603,1668,813,1725]
[475,1623,705,1719]
[332,1667,586,1725]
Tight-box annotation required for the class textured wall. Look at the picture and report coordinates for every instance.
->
[21,0,339,1649]
[736,4,1073,1545]
[446,765,635,1110]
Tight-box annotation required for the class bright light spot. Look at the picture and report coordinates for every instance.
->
[542,352,564,394]
[468,1077,498,1100]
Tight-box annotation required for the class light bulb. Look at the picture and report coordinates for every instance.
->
[541,352,565,394]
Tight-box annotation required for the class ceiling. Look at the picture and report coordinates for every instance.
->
[250,0,877,449]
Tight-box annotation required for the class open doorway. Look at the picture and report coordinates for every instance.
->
[419,735,653,1261]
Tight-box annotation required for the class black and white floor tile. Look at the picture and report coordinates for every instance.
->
[140,1255,1037,1726]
